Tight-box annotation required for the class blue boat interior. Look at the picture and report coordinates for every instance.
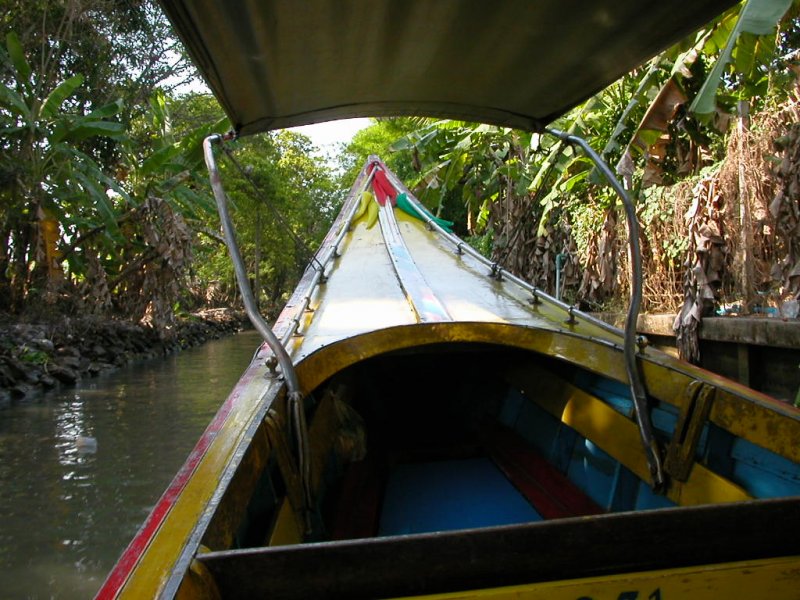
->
[231,343,800,549]
[378,458,543,536]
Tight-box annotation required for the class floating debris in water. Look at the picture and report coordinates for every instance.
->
[75,435,97,454]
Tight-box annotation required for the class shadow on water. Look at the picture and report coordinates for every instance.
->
[0,329,263,599]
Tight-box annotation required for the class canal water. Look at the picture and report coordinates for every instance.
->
[0,329,263,599]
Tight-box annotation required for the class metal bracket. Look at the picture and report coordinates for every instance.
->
[664,380,715,482]
[490,262,503,281]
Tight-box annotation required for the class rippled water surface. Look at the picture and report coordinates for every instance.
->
[0,329,262,599]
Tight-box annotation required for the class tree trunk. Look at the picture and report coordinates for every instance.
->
[254,203,262,310]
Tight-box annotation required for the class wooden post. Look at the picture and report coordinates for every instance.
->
[737,343,751,388]
[737,100,755,313]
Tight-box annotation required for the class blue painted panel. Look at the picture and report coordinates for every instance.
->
[704,424,736,478]
[514,397,561,457]
[635,480,676,510]
[609,464,641,512]
[729,437,800,498]
[567,439,618,508]
[498,387,525,429]
[573,371,635,417]
[378,458,542,536]
[551,425,579,473]
[703,424,799,498]
[651,402,679,437]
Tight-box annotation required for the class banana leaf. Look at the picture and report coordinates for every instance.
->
[690,0,793,115]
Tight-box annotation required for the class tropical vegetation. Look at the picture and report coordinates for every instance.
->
[2,0,799,365]
[0,0,337,332]
[345,0,800,361]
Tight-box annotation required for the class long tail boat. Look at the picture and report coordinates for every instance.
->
[99,1,800,598]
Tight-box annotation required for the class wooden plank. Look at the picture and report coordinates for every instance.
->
[198,497,800,599]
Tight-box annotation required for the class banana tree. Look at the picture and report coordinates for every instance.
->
[88,90,229,326]
[690,0,795,117]
[0,31,127,309]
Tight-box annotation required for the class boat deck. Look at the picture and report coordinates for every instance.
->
[329,421,603,541]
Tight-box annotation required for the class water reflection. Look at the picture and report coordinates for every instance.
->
[0,329,261,599]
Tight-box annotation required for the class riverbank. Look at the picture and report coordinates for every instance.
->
[0,308,249,404]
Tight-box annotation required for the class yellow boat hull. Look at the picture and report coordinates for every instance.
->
[98,158,800,599]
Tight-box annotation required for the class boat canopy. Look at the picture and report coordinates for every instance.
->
[158,0,738,136]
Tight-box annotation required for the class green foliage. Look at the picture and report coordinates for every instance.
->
[3,0,798,325]
[0,30,129,306]
[338,118,417,186]
[0,5,339,325]
[192,130,339,316]
[691,0,794,117]
[393,120,538,236]
[17,345,49,366]
[392,1,800,310]
[0,25,225,324]
[0,0,199,122]
[121,90,227,217]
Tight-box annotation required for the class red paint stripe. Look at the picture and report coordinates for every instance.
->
[483,425,603,520]
[95,365,260,599]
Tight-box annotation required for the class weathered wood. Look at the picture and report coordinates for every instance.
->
[594,313,800,349]
[198,497,800,599]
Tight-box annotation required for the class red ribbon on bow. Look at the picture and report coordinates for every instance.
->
[370,164,397,207]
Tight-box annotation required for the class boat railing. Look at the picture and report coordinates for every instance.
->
[547,128,664,490]
[278,166,379,348]
[377,159,621,336]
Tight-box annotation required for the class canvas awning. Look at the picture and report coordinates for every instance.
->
[158,0,738,137]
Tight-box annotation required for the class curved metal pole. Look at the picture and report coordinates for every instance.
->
[546,128,665,491]
[203,134,311,508]
[203,134,301,394]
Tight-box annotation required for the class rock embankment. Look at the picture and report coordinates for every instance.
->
[0,308,248,404]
